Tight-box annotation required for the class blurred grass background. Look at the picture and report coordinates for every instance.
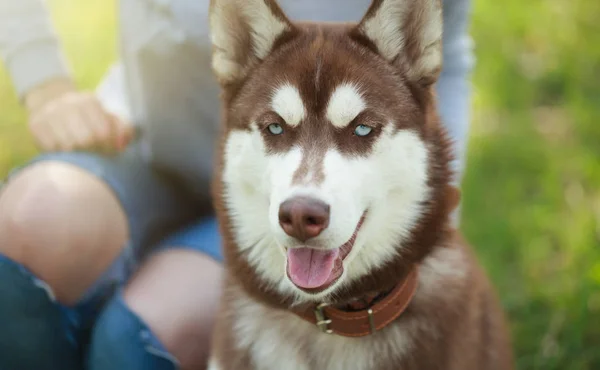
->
[0,0,599,368]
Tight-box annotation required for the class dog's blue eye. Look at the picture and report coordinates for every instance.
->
[267,123,284,135]
[354,124,373,137]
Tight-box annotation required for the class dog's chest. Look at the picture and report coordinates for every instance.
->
[231,295,415,370]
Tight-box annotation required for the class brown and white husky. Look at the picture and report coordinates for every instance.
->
[207,0,514,369]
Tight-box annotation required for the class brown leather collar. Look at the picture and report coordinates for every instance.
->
[293,266,419,337]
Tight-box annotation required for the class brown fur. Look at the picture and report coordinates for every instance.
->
[208,1,514,369]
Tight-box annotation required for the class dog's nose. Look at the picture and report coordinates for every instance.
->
[278,197,330,242]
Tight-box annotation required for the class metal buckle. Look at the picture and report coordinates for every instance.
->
[314,303,333,334]
[367,308,376,334]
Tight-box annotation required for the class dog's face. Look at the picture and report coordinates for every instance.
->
[210,0,455,304]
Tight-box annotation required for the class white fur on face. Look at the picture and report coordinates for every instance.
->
[326,84,366,128]
[222,118,430,302]
[271,84,306,127]
[222,126,288,295]
[337,127,431,283]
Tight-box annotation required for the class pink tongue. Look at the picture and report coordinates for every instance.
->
[287,248,339,289]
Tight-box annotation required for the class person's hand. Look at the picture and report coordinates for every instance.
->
[24,78,135,153]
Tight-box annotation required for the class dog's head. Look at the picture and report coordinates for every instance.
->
[210,0,457,305]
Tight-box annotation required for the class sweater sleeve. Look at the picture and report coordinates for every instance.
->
[0,0,71,99]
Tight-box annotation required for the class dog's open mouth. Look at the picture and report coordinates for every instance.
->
[286,213,366,293]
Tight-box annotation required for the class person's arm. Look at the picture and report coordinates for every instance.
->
[0,0,75,106]
[0,0,133,153]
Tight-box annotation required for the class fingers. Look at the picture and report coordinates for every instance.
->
[29,116,55,152]
[27,91,134,154]
[78,95,115,153]
[108,113,135,152]
[65,112,91,148]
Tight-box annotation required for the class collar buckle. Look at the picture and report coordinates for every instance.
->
[367,308,376,334]
[314,303,333,334]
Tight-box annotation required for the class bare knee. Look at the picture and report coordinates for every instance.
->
[0,161,128,304]
[123,249,223,370]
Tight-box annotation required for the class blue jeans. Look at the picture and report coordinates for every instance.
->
[0,144,222,370]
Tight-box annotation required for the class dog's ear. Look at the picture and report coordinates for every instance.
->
[209,0,294,86]
[353,0,443,87]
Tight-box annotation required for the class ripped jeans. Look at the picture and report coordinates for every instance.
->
[0,146,222,370]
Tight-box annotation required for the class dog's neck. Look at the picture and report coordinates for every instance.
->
[291,266,420,337]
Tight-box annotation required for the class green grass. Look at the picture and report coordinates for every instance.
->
[1,0,599,368]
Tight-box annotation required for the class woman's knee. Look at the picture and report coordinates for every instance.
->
[0,161,129,304]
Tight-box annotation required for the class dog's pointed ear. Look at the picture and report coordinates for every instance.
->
[209,0,294,86]
[353,0,443,87]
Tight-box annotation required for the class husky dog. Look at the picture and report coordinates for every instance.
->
[207,0,514,369]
